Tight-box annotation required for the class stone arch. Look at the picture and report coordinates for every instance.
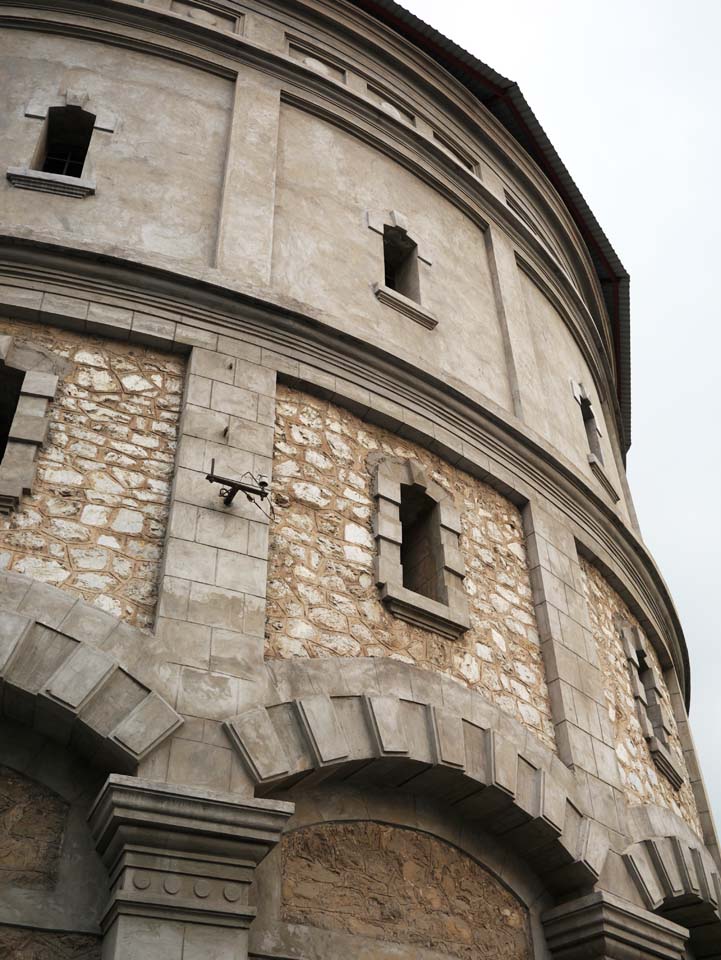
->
[0,334,65,513]
[251,782,553,960]
[623,834,721,958]
[225,657,609,896]
[0,571,182,772]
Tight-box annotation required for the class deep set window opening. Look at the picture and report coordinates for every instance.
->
[383,224,421,303]
[399,482,442,601]
[36,105,96,178]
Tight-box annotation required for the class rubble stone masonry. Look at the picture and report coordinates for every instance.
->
[0,318,184,629]
[282,821,532,959]
[266,385,556,750]
[580,558,702,834]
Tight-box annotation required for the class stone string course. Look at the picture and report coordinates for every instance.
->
[0,318,184,629]
[281,821,532,958]
[266,386,555,749]
[580,558,701,834]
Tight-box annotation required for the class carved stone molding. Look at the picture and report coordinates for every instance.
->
[225,658,609,896]
[88,775,293,930]
[623,835,721,957]
[542,891,689,960]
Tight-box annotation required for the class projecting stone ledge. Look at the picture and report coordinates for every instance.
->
[0,571,182,771]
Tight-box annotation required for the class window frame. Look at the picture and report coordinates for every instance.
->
[6,95,116,199]
[0,335,60,514]
[367,209,438,329]
[372,457,470,639]
[620,621,685,790]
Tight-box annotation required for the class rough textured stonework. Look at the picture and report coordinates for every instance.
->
[282,821,532,958]
[266,386,555,749]
[580,558,701,833]
[0,765,68,889]
[0,318,184,629]
[0,925,100,959]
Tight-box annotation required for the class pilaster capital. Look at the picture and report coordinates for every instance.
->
[542,891,688,960]
[88,774,294,930]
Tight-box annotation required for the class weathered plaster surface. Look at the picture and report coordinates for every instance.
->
[580,558,701,834]
[282,821,532,958]
[266,386,555,749]
[0,318,184,628]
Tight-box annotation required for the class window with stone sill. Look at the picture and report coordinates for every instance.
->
[620,621,685,790]
[571,379,619,504]
[6,96,116,199]
[0,336,61,514]
[372,457,470,639]
[367,209,438,330]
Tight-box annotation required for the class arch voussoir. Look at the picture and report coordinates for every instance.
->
[225,660,608,896]
[0,572,182,771]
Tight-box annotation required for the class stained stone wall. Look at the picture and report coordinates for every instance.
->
[0,318,184,629]
[0,766,67,889]
[281,821,532,959]
[580,558,702,834]
[266,385,555,750]
[0,925,100,959]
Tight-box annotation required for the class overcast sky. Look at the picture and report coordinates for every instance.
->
[401,0,721,820]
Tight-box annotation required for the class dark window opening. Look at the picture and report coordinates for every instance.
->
[399,483,442,601]
[383,225,420,302]
[0,364,25,463]
[37,106,95,178]
[580,395,604,465]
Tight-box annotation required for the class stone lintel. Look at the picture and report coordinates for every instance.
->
[89,775,294,930]
[542,890,689,960]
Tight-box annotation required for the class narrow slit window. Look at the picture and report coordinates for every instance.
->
[0,365,25,463]
[383,225,420,302]
[399,483,442,601]
[37,106,96,179]
[580,394,604,464]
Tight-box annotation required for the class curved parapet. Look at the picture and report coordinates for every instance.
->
[226,657,609,896]
[0,571,182,771]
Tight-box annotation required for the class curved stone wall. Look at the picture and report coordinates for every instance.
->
[267,385,554,748]
[0,1,717,957]
[0,317,183,628]
[580,558,700,833]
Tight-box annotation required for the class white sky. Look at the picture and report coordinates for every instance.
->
[400,0,721,821]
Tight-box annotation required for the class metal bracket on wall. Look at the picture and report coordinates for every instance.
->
[205,458,271,512]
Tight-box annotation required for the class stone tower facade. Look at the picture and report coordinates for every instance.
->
[0,2,718,958]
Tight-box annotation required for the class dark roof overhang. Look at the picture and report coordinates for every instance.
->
[350,0,631,451]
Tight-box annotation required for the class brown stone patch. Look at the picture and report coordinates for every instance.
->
[0,765,68,889]
[0,318,185,629]
[282,821,532,959]
[266,385,555,749]
[0,925,100,959]
[580,558,701,834]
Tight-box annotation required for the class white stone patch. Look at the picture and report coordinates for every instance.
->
[121,374,154,392]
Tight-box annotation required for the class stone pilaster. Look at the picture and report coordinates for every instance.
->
[542,891,688,960]
[89,775,293,959]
